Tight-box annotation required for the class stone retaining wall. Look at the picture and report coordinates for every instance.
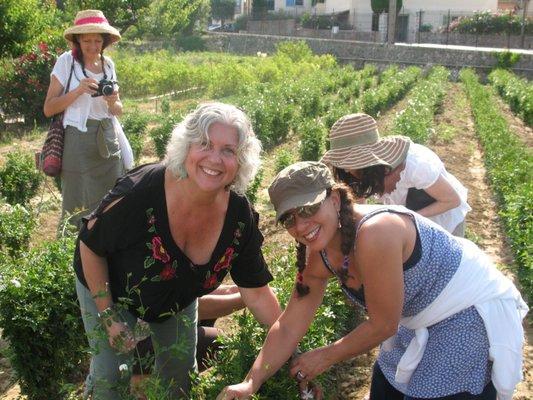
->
[205,32,533,79]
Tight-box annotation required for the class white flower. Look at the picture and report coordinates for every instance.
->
[119,364,128,372]
[300,387,314,400]
[10,279,21,288]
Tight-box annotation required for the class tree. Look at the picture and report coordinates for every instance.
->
[252,0,268,20]
[371,0,402,14]
[210,0,235,25]
[139,0,209,38]
[0,0,62,58]
[65,0,151,34]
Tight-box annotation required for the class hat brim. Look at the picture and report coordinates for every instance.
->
[64,25,121,44]
[321,136,410,170]
[275,190,328,223]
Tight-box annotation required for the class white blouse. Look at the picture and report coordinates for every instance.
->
[379,143,471,233]
[51,51,117,132]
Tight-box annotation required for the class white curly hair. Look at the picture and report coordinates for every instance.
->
[163,102,262,195]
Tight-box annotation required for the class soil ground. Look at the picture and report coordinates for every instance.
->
[0,82,530,399]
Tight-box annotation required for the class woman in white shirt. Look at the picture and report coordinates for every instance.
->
[321,113,471,236]
[43,9,124,228]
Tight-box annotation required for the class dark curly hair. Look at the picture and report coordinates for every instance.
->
[333,165,389,198]
[295,184,357,297]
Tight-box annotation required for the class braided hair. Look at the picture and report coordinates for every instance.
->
[294,183,357,297]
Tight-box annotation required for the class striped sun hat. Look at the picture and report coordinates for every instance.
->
[64,10,121,44]
[321,113,411,170]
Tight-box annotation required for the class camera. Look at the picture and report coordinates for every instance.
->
[92,79,116,97]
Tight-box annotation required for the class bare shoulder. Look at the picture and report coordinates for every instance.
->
[356,212,408,254]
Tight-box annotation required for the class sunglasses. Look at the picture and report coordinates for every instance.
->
[278,200,324,230]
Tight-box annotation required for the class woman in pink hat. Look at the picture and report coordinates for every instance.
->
[321,113,471,237]
[43,9,126,228]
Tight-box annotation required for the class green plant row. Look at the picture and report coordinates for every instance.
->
[488,68,533,127]
[357,66,422,118]
[391,66,450,143]
[192,244,360,399]
[460,69,532,300]
[0,238,87,400]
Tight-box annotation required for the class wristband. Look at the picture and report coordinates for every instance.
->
[97,306,115,320]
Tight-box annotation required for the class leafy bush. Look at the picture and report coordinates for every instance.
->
[150,112,184,159]
[0,150,42,205]
[122,111,151,162]
[176,35,206,51]
[359,66,421,117]
[245,169,263,205]
[298,119,327,162]
[274,149,297,174]
[392,66,449,143]
[0,238,87,400]
[0,203,36,256]
[234,14,249,31]
[0,0,65,58]
[239,90,295,149]
[488,68,533,126]
[275,41,313,63]
[0,42,63,124]
[449,11,532,34]
[461,68,532,300]
[493,51,521,70]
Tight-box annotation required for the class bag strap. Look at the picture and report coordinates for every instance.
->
[56,58,75,123]
[64,59,75,94]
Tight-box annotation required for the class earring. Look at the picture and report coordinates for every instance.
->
[337,210,342,229]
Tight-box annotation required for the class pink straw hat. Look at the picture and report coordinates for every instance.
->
[321,113,411,170]
[64,10,121,44]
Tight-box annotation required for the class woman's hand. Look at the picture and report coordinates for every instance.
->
[216,381,254,400]
[103,87,120,107]
[76,77,99,96]
[101,313,135,353]
[290,347,332,382]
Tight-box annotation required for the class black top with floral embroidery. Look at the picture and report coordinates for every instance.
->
[73,163,273,322]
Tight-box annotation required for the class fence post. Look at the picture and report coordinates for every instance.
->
[446,9,451,45]
[417,9,423,44]
[521,0,529,49]
[387,0,397,44]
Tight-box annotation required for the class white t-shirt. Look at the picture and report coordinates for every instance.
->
[51,51,117,132]
[379,143,471,233]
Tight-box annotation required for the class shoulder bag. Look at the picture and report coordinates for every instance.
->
[39,60,75,177]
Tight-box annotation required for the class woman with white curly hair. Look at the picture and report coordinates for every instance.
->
[73,102,281,399]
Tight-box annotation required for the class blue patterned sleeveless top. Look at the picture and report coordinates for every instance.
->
[322,206,491,398]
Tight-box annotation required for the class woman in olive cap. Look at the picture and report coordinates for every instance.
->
[218,161,527,400]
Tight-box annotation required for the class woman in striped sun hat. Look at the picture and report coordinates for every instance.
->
[321,113,471,236]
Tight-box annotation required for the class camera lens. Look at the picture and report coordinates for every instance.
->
[102,83,114,96]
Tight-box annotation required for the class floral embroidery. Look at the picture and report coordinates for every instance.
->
[160,263,177,281]
[203,275,218,289]
[151,236,171,263]
[145,208,177,282]
[213,247,234,272]
[202,221,245,289]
